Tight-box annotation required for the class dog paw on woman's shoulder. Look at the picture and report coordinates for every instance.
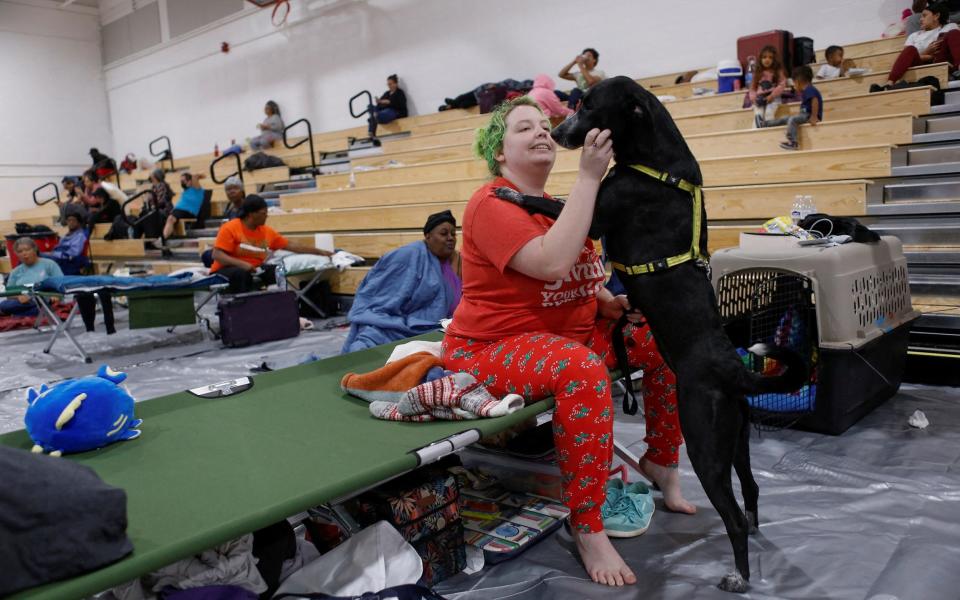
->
[494,186,525,205]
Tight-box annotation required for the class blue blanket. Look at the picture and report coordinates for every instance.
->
[342,242,451,353]
[37,273,227,294]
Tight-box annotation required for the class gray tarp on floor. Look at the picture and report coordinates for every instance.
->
[435,384,960,600]
[1,308,958,599]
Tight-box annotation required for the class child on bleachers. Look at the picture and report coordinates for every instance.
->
[749,45,788,128]
[763,65,822,151]
[816,46,848,79]
[527,74,573,124]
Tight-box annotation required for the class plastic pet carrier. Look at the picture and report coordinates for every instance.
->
[712,233,920,434]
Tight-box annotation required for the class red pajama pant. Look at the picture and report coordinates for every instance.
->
[890,29,960,82]
[441,318,682,533]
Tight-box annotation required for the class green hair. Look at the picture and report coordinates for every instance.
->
[473,96,548,176]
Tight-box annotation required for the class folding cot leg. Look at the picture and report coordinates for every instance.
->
[168,288,221,339]
[293,273,326,319]
[38,297,91,363]
[613,439,644,475]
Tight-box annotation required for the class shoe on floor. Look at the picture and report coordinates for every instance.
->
[780,141,799,151]
[161,248,173,258]
[601,478,655,538]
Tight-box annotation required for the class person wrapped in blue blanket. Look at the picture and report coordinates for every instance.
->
[341,211,462,353]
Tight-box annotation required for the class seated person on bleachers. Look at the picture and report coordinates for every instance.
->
[341,210,462,354]
[0,238,63,318]
[528,74,573,124]
[161,172,205,257]
[249,100,284,151]
[763,65,822,151]
[222,176,246,220]
[372,74,409,124]
[210,195,331,294]
[89,147,117,180]
[130,168,175,243]
[87,187,122,227]
[43,207,89,275]
[82,169,125,223]
[55,176,87,226]
[816,45,848,79]
[558,47,605,109]
[875,2,959,91]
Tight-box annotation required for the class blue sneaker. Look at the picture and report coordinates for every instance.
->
[601,478,655,538]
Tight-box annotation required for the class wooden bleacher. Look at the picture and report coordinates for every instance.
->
[648,51,925,102]
[664,63,948,117]
[674,86,931,135]
[635,34,908,90]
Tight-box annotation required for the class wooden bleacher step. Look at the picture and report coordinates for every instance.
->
[663,63,948,118]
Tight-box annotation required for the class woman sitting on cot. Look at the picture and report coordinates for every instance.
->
[442,97,695,587]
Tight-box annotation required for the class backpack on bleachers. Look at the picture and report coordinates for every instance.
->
[793,37,815,65]
[103,215,130,241]
[243,152,286,172]
[477,85,508,114]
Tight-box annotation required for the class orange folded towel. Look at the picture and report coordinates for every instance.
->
[340,352,443,403]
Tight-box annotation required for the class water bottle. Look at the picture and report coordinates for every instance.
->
[213,143,220,157]
[745,56,756,88]
[804,195,817,220]
[275,260,287,291]
[348,170,356,189]
[790,194,804,224]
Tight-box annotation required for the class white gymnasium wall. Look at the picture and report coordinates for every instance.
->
[104,0,905,162]
[0,0,111,219]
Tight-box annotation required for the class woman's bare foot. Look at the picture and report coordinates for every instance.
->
[639,458,697,514]
[573,529,637,586]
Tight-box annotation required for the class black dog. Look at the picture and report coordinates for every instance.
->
[503,76,806,593]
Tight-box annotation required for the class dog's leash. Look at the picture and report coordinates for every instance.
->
[610,164,707,276]
[612,313,641,416]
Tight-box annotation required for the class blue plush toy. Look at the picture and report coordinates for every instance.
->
[25,365,142,456]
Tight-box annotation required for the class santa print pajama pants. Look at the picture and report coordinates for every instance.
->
[441,318,683,533]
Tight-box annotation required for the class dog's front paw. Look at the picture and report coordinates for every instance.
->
[494,186,526,206]
[745,510,759,534]
[718,572,749,593]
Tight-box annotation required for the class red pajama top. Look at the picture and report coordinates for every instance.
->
[447,177,604,344]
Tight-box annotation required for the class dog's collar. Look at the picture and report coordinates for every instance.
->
[611,164,708,276]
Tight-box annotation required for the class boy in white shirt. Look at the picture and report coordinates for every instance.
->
[816,46,848,79]
[877,1,959,90]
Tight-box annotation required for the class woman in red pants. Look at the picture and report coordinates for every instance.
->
[878,2,959,89]
[441,97,694,587]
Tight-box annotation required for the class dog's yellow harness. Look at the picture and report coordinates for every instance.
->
[610,164,708,275]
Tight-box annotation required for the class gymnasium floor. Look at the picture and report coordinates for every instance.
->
[1,308,957,600]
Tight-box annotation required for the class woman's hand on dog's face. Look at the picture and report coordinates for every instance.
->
[580,128,613,182]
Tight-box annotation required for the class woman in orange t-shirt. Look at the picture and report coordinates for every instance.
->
[442,97,693,587]
[210,195,331,293]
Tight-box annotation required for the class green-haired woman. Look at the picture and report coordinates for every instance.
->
[441,97,694,587]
